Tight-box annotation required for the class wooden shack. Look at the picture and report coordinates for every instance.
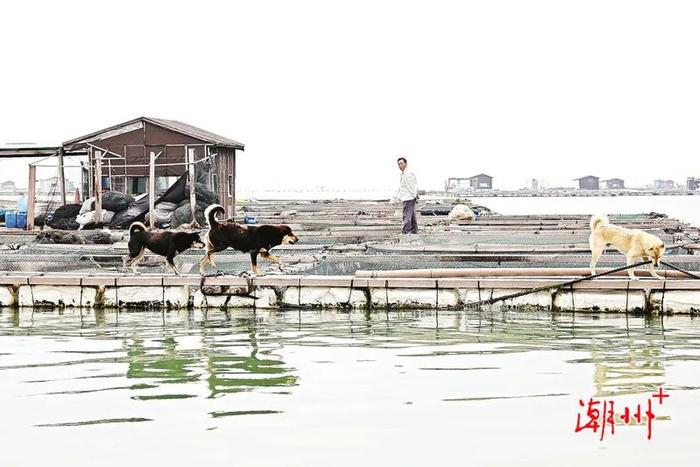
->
[11,117,244,229]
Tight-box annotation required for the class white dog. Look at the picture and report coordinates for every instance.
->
[589,214,665,280]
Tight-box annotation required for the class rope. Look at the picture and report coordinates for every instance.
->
[199,275,209,308]
[472,260,652,307]
[660,280,667,313]
[29,283,35,307]
[343,278,355,308]
[42,181,59,222]
[385,279,389,308]
[434,279,439,309]
[570,282,575,311]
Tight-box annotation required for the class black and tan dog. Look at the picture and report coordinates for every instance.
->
[199,204,298,275]
[123,222,205,275]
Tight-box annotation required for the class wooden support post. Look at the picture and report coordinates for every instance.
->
[27,165,36,230]
[188,147,197,226]
[57,147,67,206]
[149,151,156,228]
[94,151,102,224]
[123,144,128,195]
[232,152,236,219]
[87,147,94,200]
[108,158,113,191]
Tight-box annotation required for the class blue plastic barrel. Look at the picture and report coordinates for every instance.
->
[16,197,28,212]
[16,212,27,229]
[5,211,17,228]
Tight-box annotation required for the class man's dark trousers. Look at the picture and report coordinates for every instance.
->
[402,199,418,234]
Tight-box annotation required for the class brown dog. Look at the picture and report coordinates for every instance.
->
[123,222,205,275]
[199,204,298,275]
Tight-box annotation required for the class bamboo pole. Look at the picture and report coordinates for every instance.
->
[26,165,36,230]
[87,147,94,201]
[149,151,156,228]
[57,147,66,206]
[354,267,687,279]
[188,147,197,226]
[108,158,113,191]
[232,151,236,219]
[94,151,102,224]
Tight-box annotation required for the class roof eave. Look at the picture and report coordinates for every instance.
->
[62,116,145,147]
[213,143,245,151]
[62,116,245,151]
[144,117,245,149]
[0,146,60,158]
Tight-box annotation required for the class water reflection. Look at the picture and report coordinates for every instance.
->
[203,317,298,397]
[0,307,696,428]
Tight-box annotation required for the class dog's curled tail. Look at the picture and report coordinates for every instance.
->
[590,214,609,230]
[129,221,147,236]
[205,204,226,228]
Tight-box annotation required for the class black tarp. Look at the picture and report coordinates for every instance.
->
[110,172,188,228]
[84,192,134,213]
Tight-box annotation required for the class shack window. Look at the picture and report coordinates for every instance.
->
[227,175,233,198]
[128,177,148,195]
[112,176,125,193]
[156,176,178,190]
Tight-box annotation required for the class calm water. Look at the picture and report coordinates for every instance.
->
[1,308,699,466]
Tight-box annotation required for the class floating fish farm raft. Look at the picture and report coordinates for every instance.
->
[1,199,699,313]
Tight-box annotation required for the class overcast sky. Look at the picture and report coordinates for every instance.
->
[1,0,699,192]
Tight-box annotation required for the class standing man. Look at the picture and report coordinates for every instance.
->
[396,157,418,234]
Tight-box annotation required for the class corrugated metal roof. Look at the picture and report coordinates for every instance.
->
[63,117,244,150]
[63,121,144,147]
[145,118,244,149]
[62,117,143,147]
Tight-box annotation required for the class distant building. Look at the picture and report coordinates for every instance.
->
[687,177,699,191]
[653,179,676,189]
[445,177,469,191]
[445,174,493,191]
[66,179,77,193]
[574,175,599,190]
[36,177,59,194]
[0,180,16,192]
[602,178,624,189]
[467,173,493,190]
[530,179,539,191]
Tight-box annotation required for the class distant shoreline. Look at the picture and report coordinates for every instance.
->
[434,189,699,198]
[235,189,698,201]
[1,189,697,209]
